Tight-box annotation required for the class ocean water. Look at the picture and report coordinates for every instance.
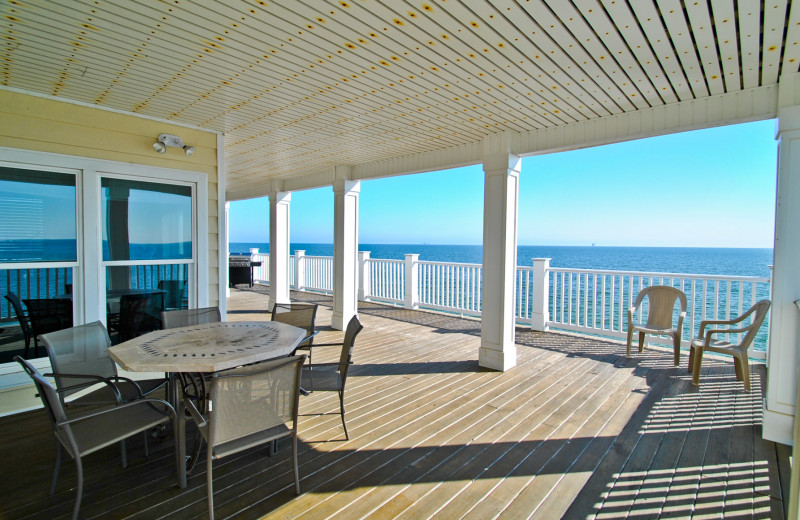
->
[231,243,773,278]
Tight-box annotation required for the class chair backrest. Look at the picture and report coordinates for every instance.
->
[15,356,72,448]
[733,299,771,353]
[40,322,117,400]
[118,293,164,340]
[158,280,187,310]
[337,315,364,385]
[635,286,687,329]
[208,355,305,447]
[271,303,318,346]
[5,292,31,340]
[22,298,73,337]
[162,307,221,329]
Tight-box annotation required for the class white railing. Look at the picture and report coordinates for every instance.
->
[251,253,269,284]
[419,260,482,317]
[542,267,771,358]
[246,251,771,358]
[367,258,405,304]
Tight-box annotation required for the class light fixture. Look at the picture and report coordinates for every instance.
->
[153,134,195,156]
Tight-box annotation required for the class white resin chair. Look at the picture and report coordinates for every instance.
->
[626,285,687,365]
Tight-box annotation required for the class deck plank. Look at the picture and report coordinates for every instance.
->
[0,287,788,520]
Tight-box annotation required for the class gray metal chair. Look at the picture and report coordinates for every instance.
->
[15,356,179,520]
[689,299,771,392]
[40,321,167,408]
[161,306,221,329]
[301,315,363,440]
[271,302,318,359]
[5,292,33,358]
[181,355,306,520]
[117,292,164,341]
[626,285,687,365]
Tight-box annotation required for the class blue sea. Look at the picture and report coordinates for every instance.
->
[231,243,773,278]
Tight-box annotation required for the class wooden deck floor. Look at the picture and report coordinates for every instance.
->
[0,287,788,519]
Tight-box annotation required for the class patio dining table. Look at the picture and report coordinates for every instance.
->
[108,320,307,488]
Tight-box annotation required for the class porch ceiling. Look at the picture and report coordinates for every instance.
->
[1,1,797,196]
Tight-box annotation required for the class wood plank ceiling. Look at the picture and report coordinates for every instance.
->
[1,0,798,194]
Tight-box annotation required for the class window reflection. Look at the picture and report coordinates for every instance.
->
[0,167,77,262]
[101,178,192,262]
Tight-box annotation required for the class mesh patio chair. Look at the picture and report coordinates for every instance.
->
[626,285,687,365]
[161,306,221,329]
[300,315,363,440]
[271,302,318,360]
[22,297,73,353]
[688,299,770,392]
[15,356,179,520]
[5,292,33,358]
[181,355,306,520]
[39,321,168,408]
[158,279,188,310]
[117,292,164,342]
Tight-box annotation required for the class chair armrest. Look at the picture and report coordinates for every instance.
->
[307,342,344,348]
[182,397,208,429]
[58,398,175,427]
[44,372,124,403]
[703,326,753,345]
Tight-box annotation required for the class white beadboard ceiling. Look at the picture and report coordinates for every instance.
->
[1,0,797,196]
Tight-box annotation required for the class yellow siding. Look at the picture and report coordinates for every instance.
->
[0,90,221,308]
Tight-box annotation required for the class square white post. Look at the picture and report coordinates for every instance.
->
[531,258,551,331]
[268,189,291,310]
[480,151,521,371]
[405,253,419,309]
[294,250,305,291]
[359,251,371,301]
[763,100,800,445]
[332,175,360,330]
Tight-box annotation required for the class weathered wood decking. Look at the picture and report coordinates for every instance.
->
[0,287,788,519]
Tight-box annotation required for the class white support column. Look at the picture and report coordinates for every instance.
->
[479,150,521,371]
[531,258,551,331]
[294,250,305,291]
[764,98,800,445]
[359,251,371,301]
[332,172,360,330]
[268,189,291,311]
[405,254,420,310]
[224,202,230,301]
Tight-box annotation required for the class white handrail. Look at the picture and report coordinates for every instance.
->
[245,251,771,359]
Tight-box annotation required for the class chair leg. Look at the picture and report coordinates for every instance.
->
[292,432,300,495]
[688,346,695,373]
[339,390,349,441]
[638,331,646,353]
[51,441,62,496]
[733,356,743,381]
[739,354,751,392]
[71,456,84,520]
[672,334,680,367]
[121,439,128,468]
[691,347,703,386]
[625,328,633,358]
[207,454,215,520]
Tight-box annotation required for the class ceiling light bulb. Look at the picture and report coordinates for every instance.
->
[153,141,166,153]
[183,145,195,157]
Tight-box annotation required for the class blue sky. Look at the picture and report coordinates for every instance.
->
[229,119,777,248]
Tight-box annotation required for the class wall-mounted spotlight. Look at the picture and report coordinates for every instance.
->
[153,134,195,156]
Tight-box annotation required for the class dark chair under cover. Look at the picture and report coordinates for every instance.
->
[22,297,73,355]
[300,315,363,440]
[271,302,318,360]
[15,356,179,520]
[5,292,33,358]
[117,292,164,341]
[181,355,306,520]
[158,279,187,310]
[40,321,167,408]
[161,306,221,329]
